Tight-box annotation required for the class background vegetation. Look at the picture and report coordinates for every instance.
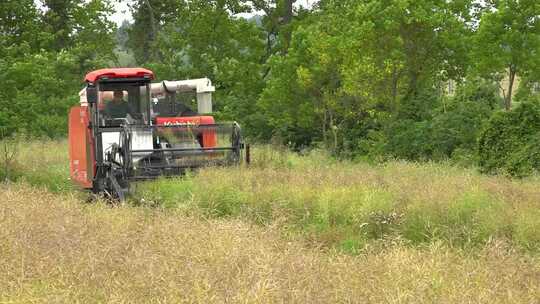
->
[1,0,539,175]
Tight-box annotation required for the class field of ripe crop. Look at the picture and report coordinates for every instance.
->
[1,140,539,303]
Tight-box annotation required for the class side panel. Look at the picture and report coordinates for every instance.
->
[101,132,120,160]
[69,106,94,189]
[100,130,153,163]
[155,116,217,147]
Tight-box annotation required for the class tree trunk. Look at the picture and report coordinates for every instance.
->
[143,0,157,62]
[322,107,328,147]
[329,111,338,153]
[283,0,294,24]
[282,0,294,53]
[391,66,400,113]
[505,67,516,111]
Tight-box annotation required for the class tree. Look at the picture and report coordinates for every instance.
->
[39,0,117,68]
[478,102,540,176]
[473,0,540,110]
[0,0,45,55]
[127,0,188,63]
[250,0,298,57]
[126,0,267,135]
[334,0,472,114]
[257,22,327,147]
[116,20,131,51]
[258,0,473,151]
[41,0,79,50]
[0,0,117,138]
[69,0,117,71]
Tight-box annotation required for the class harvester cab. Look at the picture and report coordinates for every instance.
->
[69,68,245,200]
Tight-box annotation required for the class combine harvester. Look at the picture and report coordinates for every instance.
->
[69,68,247,200]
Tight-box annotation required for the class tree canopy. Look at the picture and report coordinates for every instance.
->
[473,0,540,110]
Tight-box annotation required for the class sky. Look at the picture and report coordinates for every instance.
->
[110,0,318,25]
[111,0,132,25]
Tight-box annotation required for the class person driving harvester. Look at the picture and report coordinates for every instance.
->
[105,90,132,119]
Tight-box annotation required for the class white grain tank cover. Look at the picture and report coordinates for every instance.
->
[151,78,215,114]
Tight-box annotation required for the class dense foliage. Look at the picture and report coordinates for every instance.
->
[479,102,540,177]
[0,0,116,137]
[0,0,539,173]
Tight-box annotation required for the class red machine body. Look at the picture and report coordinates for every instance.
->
[69,111,219,189]
[68,106,94,189]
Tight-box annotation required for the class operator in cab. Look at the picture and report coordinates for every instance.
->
[105,90,132,119]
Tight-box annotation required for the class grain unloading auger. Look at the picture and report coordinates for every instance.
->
[69,68,248,200]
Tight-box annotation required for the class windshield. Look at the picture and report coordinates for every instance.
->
[152,91,198,118]
[97,81,151,126]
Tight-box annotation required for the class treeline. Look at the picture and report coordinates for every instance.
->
[0,0,116,137]
[1,0,539,174]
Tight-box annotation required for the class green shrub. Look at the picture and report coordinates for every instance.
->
[363,81,498,162]
[0,52,81,139]
[478,102,540,176]
[431,99,493,159]
[383,119,434,161]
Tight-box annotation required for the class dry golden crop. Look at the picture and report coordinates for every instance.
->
[1,183,539,303]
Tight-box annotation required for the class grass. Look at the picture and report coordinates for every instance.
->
[1,183,539,303]
[1,139,540,302]
[3,139,540,252]
[0,138,73,193]
[134,147,540,253]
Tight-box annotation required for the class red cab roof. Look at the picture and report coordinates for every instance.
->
[84,68,154,82]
